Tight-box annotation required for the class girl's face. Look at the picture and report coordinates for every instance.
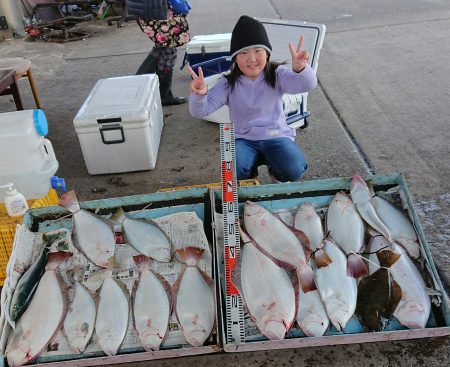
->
[235,48,268,80]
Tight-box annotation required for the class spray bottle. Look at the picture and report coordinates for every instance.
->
[0,183,29,217]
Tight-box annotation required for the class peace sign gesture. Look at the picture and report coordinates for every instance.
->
[187,66,208,96]
[289,35,310,73]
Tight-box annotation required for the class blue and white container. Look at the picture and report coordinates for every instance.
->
[0,109,59,201]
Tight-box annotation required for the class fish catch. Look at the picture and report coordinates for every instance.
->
[132,255,171,351]
[173,247,215,347]
[6,252,72,367]
[326,192,368,278]
[373,196,420,259]
[296,286,329,337]
[59,191,116,268]
[314,239,358,331]
[112,208,172,262]
[95,270,129,356]
[236,229,296,340]
[244,201,316,293]
[294,203,332,268]
[9,230,68,322]
[63,279,96,354]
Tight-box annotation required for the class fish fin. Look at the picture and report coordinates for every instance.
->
[346,253,369,278]
[133,255,150,273]
[45,252,72,271]
[110,207,126,224]
[376,249,401,268]
[171,266,187,322]
[175,247,205,266]
[297,265,317,293]
[314,247,333,268]
[395,239,420,259]
[58,190,80,213]
[287,225,311,262]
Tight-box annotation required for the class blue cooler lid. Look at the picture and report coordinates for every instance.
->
[33,109,48,136]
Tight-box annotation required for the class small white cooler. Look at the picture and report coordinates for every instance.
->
[73,75,164,175]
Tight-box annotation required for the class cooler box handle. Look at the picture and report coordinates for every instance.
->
[99,124,125,144]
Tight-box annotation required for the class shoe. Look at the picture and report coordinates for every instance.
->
[136,53,158,75]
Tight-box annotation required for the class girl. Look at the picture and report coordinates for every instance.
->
[188,15,317,182]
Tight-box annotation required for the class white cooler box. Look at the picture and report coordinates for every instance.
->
[73,75,163,175]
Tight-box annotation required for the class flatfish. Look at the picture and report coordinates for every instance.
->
[173,247,215,347]
[350,175,391,240]
[314,239,358,331]
[63,280,96,353]
[112,208,172,262]
[326,191,368,278]
[373,195,420,259]
[132,255,170,351]
[95,271,129,356]
[59,190,115,268]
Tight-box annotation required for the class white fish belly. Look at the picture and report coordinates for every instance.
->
[327,193,365,254]
[294,203,324,250]
[373,196,419,258]
[315,241,357,331]
[241,243,296,340]
[7,271,65,367]
[64,282,96,353]
[296,287,329,337]
[244,203,306,267]
[123,219,171,262]
[95,277,129,356]
[74,211,115,268]
[389,245,430,328]
[134,270,170,350]
[176,267,215,347]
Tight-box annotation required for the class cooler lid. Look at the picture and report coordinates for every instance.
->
[259,19,326,72]
[186,33,232,54]
[73,75,158,127]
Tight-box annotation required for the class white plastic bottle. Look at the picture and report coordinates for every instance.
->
[0,183,29,217]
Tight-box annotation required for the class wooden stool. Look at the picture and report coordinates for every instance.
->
[0,58,41,109]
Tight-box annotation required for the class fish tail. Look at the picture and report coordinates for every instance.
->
[45,251,72,271]
[175,246,205,266]
[314,248,333,268]
[133,254,150,272]
[58,190,80,213]
[346,253,369,278]
[297,265,317,293]
[376,248,401,268]
[111,207,126,224]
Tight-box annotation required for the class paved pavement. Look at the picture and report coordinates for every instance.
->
[0,0,449,365]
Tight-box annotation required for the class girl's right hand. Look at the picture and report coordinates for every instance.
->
[187,66,208,95]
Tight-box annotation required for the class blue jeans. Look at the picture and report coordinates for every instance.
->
[236,138,308,182]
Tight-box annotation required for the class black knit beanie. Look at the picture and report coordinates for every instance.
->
[230,15,272,59]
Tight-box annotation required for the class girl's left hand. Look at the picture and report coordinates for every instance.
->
[289,35,310,73]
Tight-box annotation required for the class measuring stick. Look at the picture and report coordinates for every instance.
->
[220,123,245,344]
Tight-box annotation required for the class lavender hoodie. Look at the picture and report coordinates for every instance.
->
[189,64,317,141]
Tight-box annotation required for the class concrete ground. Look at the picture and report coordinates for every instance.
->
[1,0,449,366]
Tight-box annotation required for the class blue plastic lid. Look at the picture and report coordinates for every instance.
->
[33,109,48,136]
[51,176,67,192]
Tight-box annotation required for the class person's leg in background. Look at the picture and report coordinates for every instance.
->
[236,139,261,180]
[136,46,186,106]
[261,138,308,182]
[155,47,187,106]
